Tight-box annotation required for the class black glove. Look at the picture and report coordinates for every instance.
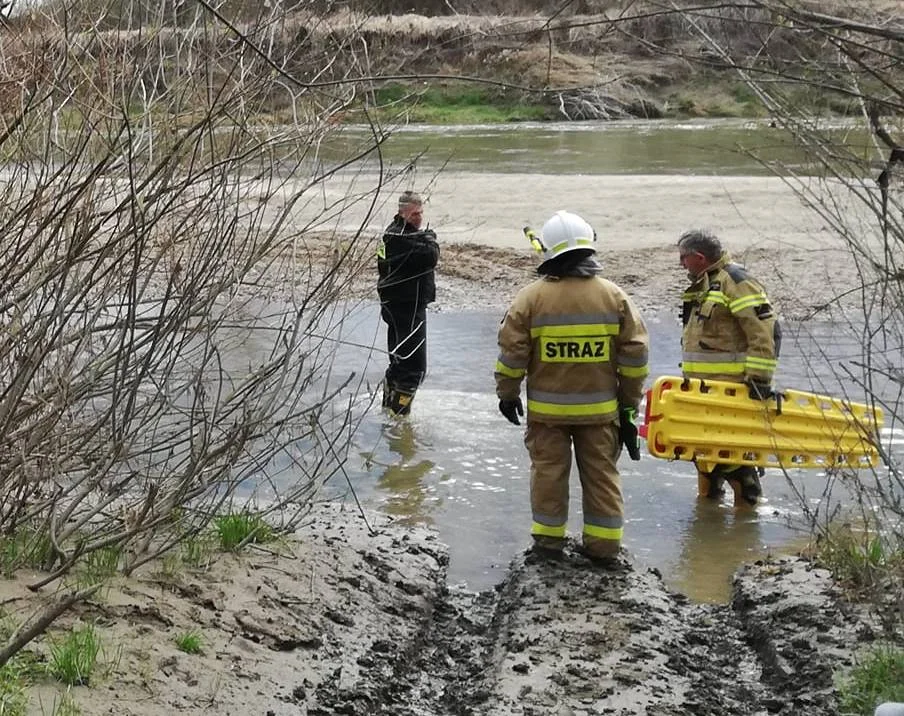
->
[747,380,774,401]
[498,398,524,426]
[618,405,641,461]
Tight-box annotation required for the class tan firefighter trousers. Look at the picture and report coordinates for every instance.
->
[525,421,624,558]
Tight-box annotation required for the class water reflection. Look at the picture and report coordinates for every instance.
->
[372,419,437,525]
[672,499,767,604]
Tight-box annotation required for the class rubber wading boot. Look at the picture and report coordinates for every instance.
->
[576,544,631,572]
[697,469,725,499]
[525,543,564,564]
[726,466,763,506]
[720,465,764,506]
[526,534,565,564]
[385,386,416,417]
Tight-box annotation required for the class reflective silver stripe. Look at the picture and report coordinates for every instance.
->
[584,514,624,528]
[682,351,745,364]
[533,512,566,527]
[531,312,620,327]
[527,389,618,404]
[616,353,648,366]
[497,353,527,369]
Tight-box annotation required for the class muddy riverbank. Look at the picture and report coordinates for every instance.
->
[18,502,887,715]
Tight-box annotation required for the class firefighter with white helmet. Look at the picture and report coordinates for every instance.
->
[495,211,650,563]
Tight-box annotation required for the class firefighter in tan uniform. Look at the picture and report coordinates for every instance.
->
[495,211,649,563]
[678,229,781,505]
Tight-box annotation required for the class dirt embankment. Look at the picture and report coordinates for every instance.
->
[15,503,889,716]
[323,233,854,323]
[435,241,849,320]
[15,0,899,122]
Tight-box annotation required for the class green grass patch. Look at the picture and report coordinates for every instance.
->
[839,644,904,715]
[813,526,903,591]
[0,661,28,716]
[73,546,121,590]
[48,625,101,686]
[0,631,47,714]
[158,530,220,578]
[46,692,82,716]
[0,611,15,642]
[0,526,55,577]
[213,514,274,552]
[181,532,219,568]
[360,83,551,124]
[662,77,768,119]
[173,630,203,655]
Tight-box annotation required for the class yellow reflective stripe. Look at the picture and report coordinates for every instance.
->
[618,365,649,378]
[730,294,769,313]
[495,360,526,378]
[527,397,619,416]
[705,291,729,306]
[532,522,566,538]
[376,239,386,259]
[530,323,619,338]
[548,238,593,254]
[682,361,745,374]
[745,356,777,369]
[583,524,623,540]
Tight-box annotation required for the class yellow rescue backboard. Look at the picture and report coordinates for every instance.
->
[642,376,884,469]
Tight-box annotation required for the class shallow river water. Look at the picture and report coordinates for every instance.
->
[299,119,893,603]
[316,302,887,603]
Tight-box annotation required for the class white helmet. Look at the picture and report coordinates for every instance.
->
[538,210,597,263]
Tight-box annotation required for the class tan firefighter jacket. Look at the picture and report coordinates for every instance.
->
[681,253,780,383]
[495,276,649,424]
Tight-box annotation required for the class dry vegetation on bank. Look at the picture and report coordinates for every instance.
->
[3,0,902,120]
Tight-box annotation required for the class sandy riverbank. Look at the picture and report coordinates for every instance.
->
[305,172,838,251]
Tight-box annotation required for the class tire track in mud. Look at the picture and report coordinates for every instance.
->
[315,546,882,716]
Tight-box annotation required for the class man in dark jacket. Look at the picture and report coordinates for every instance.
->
[377,191,440,415]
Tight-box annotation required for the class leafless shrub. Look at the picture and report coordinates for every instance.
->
[0,0,400,665]
[554,86,633,119]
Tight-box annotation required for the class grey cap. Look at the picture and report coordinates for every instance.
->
[398,190,422,209]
